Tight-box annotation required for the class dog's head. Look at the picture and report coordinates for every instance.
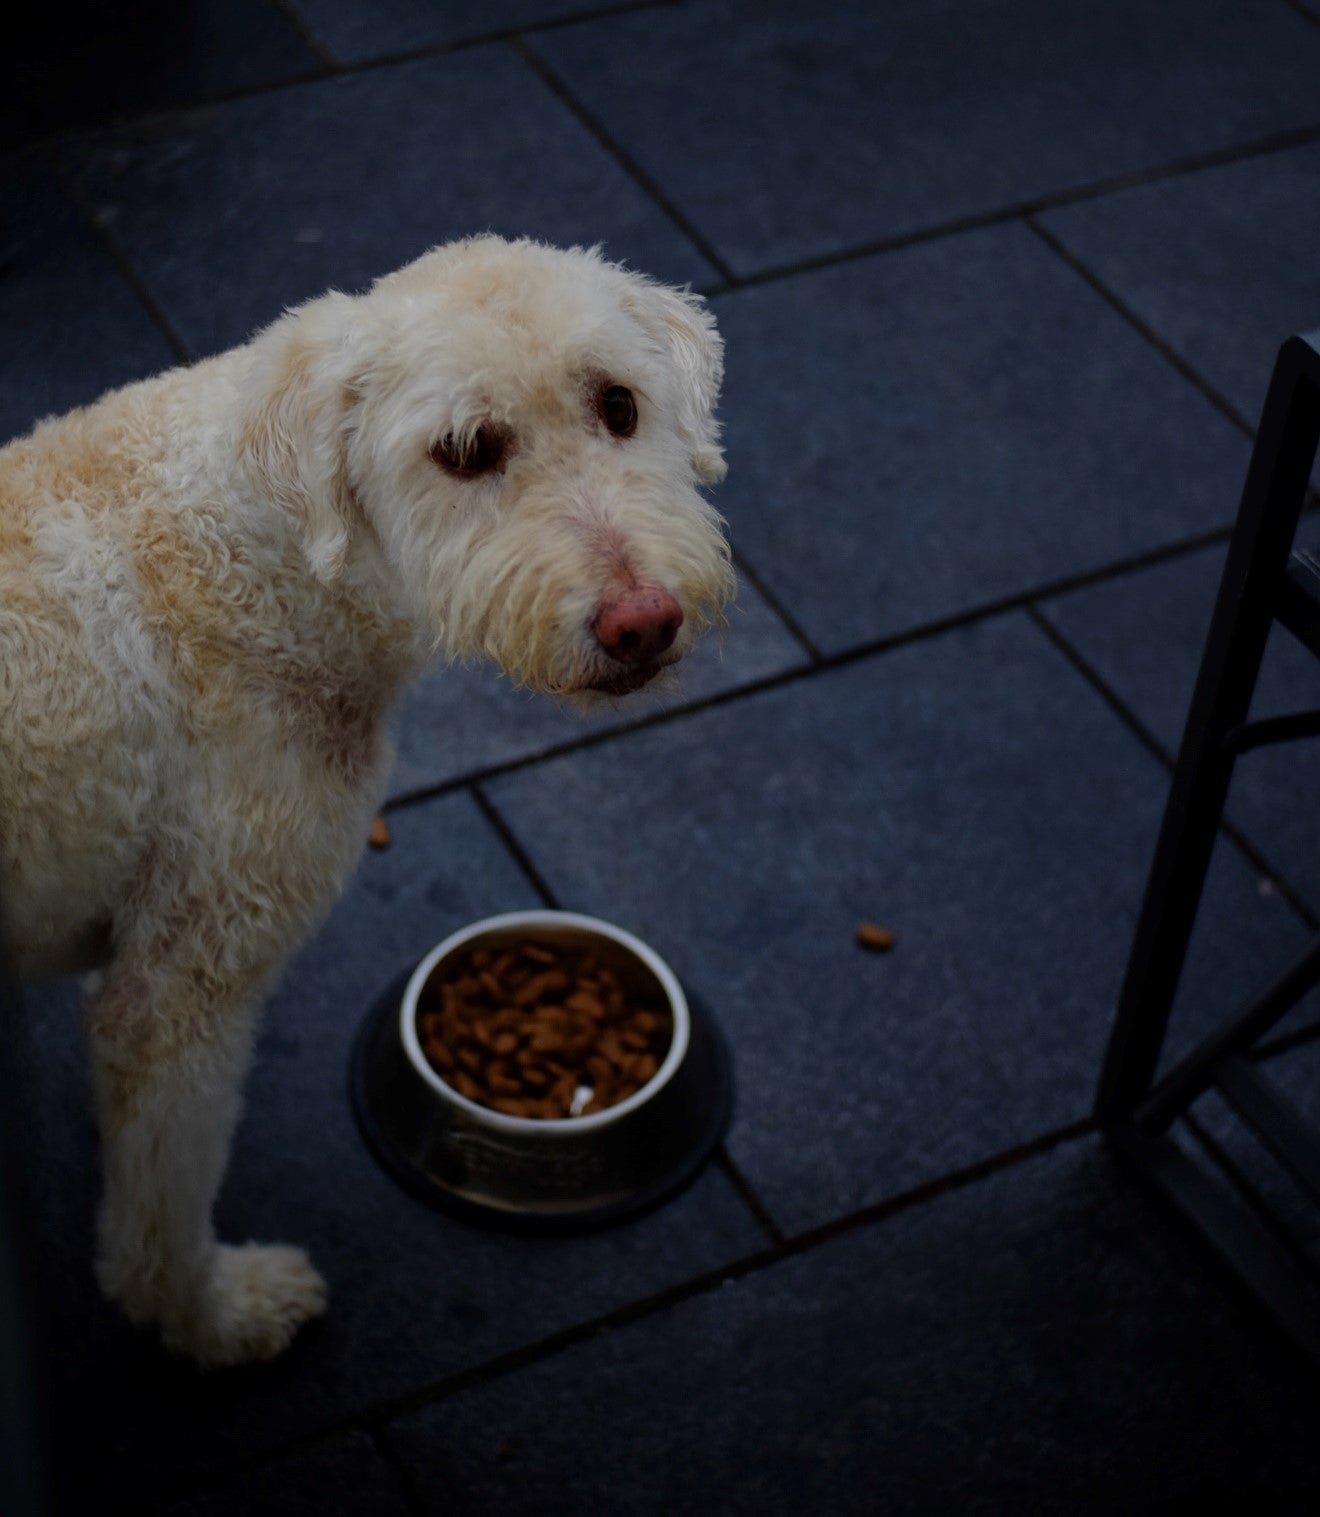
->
[241,236,734,699]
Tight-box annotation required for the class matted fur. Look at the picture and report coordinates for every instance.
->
[0,237,733,1366]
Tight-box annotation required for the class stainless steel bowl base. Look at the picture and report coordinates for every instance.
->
[349,970,734,1231]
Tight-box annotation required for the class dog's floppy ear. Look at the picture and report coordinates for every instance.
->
[240,292,363,583]
[633,281,727,485]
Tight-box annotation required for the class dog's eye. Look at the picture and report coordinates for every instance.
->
[597,384,638,439]
[430,426,505,477]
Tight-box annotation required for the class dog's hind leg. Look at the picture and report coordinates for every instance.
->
[85,913,327,1367]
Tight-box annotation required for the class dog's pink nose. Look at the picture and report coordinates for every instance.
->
[593,585,684,664]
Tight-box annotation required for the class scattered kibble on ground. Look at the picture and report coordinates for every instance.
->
[856,922,896,952]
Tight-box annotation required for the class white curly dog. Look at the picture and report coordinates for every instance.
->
[0,237,733,1367]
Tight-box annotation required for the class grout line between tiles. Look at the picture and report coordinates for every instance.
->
[56,173,195,365]
[382,526,1240,818]
[333,1,680,77]
[1023,215,1256,442]
[728,548,823,664]
[369,1424,428,1517]
[713,1146,786,1245]
[278,0,683,79]
[1,15,714,278]
[510,35,737,286]
[709,122,1320,300]
[9,41,1319,276]
[266,0,342,71]
[148,1115,1094,1509]
[469,783,560,908]
[1027,604,1320,932]
[0,4,683,154]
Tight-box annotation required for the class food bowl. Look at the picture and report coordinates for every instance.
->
[401,912,691,1130]
[349,911,732,1228]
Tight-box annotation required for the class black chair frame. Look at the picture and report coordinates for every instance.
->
[1097,329,1320,1365]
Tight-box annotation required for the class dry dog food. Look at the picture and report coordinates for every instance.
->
[415,938,673,1120]
[856,922,896,952]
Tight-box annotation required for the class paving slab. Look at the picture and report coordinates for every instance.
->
[60,47,717,360]
[17,790,763,1505]
[286,0,615,65]
[1039,541,1320,914]
[708,221,1249,656]
[486,612,1313,1235]
[387,576,806,798]
[384,1137,1320,1516]
[534,0,1320,277]
[0,155,177,444]
[1039,142,1320,429]
[156,1431,409,1517]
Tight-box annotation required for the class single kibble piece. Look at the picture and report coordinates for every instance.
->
[856,922,896,952]
[368,814,391,849]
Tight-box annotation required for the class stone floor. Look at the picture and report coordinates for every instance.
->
[6,2,1320,1512]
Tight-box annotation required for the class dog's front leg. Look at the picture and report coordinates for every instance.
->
[86,950,327,1368]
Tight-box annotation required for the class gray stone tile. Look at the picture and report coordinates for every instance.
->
[1040,142,1320,428]
[158,1432,410,1517]
[19,790,763,1504]
[534,0,1320,277]
[0,155,177,444]
[384,1138,1320,1516]
[486,613,1312,1234]
[710,222,1250,656]
[387,576,806,798]
[1039,542,1320,914]
[287,0,613,65]
[61,48,717,360]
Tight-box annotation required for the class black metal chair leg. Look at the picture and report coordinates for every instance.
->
[1097,336,1320,1122]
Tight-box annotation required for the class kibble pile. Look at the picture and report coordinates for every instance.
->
[416,938,673,1119]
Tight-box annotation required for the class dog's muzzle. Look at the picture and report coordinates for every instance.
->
[587,584,684,694]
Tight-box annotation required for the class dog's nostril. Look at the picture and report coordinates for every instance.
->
[594,586,685,665]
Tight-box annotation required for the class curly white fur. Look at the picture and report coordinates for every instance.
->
[0,237,733,1367]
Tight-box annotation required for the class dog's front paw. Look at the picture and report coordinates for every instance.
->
[163,1243,328,1368]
